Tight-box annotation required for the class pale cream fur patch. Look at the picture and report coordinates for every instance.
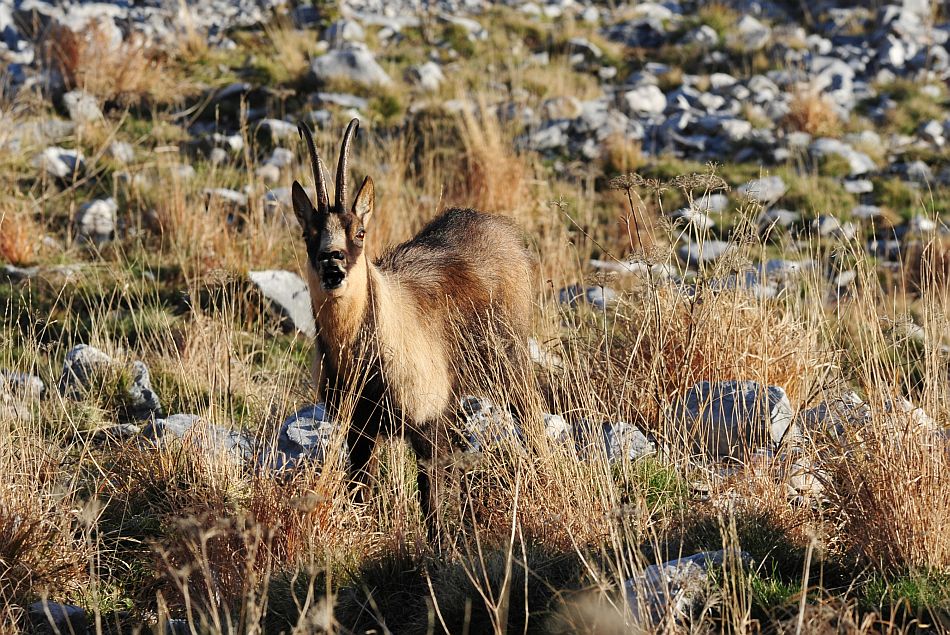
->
[306,256,452,424]
[370,268,451,422]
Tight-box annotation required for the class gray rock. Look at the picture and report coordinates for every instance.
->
[695,193,729,213]
[62,89,102,123]
[737,175,786,205]
[867,238,903,261]
[809,138,876,176]
[880,34,907,68]
[541,95,583,120]
[557,284,618,310]
[263,147,294,170]
[832,269,857,290]
[1,264,39,281]
[248,270,316,337]
[721,118,754,142]
[811,215,857,240]
[603,421,656,462]
[33,146,84,180]
[710,73,738,90]
[440,14,486,40]
[325,18,365,48]
[672,207,715,231]
[899,160,934,184]
[526,121,569,151]
[146,414,253,463]
[209,147,229,165]
[74,197,117,247]
[785,455,825,498]
[758,208,799,230]
[313,92,369,110]
[682,25,718,47]
[746,75,780,103]
[675,380,797,458]
[798,392,870,440]
[87,423,142,445]
[573,419,655,462]
[204,188,248,209]
[264,404,341,471]
[408,61,445,92]
[258,118,297,142]
[59,344,115,395]
[107,141,135,164]
[169,163,196,181]
[29,601,87,635]
[0,371,44,422]
[459,396,520,452]
[543,413,571,443]
[843,179,873,194]
[527,337,564,373]
[886,396,937,432]
[567,36,602,62]
[310,44,393,88]
[256,164,280,184]
[0,371,45,401]
[580,6,600,23]
[622,84,667,116]
[127,360,162,420]
[626,551,749,626]
[851,204,884,220]
[58,345,161,419]
[677,240,733,267]
[919,119,945,146]
[732,15,771,51]
[908,215,937,233]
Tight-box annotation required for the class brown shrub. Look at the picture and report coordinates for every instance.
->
[44,22,179,106]
[0,436,86,623]
[826,406,950,573]
[782,89,842,138]
[456,102,529,215]
[0,205,40,266]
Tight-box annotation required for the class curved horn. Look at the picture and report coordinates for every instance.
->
[297,122,330,211]
[335,118,360,212]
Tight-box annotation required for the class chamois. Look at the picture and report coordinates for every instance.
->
[292,118,534,521]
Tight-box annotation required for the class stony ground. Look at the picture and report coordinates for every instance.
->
[1,0,950,633]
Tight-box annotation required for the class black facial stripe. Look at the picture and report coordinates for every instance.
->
[304,233,323,271]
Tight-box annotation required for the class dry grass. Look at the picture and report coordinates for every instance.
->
[782,88,843,138]
[455,101,530,215]
[0,202,41,266]
[44,22,183,106]
[559,285,821,429]
[0,425,87,626]
[827,406,950,574]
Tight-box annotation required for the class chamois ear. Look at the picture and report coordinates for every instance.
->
[353,175,375,227]
[291,180,317,231]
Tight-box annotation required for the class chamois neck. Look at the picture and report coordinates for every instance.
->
[309,255,376,354]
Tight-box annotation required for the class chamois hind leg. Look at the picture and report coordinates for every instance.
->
[410,425,460,548]
[407,432,435,536]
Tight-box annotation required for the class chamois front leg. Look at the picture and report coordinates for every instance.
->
[310,339,326,402]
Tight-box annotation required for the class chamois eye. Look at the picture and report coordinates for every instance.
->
[356,229,366,241]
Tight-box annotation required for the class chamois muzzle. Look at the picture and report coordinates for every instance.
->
[318,251,346,290]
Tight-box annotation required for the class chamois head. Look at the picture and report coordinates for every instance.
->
[293,118,375,295]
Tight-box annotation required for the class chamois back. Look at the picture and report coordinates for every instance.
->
[377,207,534,339]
